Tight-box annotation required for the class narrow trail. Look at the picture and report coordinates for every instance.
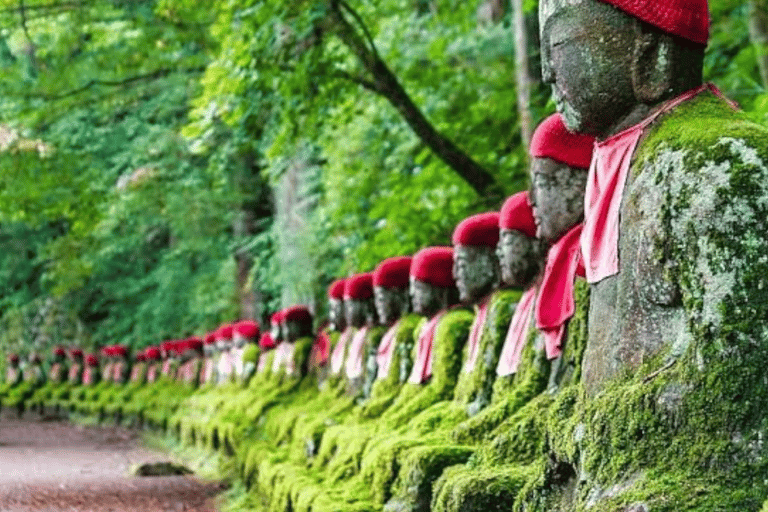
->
[0,413,224,511]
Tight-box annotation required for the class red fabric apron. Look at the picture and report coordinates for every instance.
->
[68,364,82,383]
[161,359,173,377]
[496,286,538,376]
[582,83,734,284]
[536,225,585,360]
[330,327,354,376]
[375,322,400,381]
[313,331,331,367]
[345,326,370,380]
[463,301,490,374]
[408,312,445,384]
[257,352,270,374]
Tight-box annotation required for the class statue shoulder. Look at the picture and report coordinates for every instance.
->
[438,308,475,337]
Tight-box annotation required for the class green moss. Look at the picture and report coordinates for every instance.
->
[452,290,520,412]
[431,463,535,512]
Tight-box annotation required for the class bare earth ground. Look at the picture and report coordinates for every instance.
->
[0,412,224,511]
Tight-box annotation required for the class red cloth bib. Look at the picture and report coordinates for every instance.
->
[496,286,538,376]
[345,326,370,380]
[582,83,733,284]
[536,224,585,360]
[375,322,400,381]
[463,301,490,374]
[330,327,354,376]
[408,312,445,384]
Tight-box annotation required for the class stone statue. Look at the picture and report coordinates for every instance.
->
[200,333,217,385]
[144,346,161,384]
[129,351,147,384]
[67,348,84,385]
[82,353,101,386]
[110,345,130,384]
[364,256,414,400]
[232,320,260,383]
[48,346,68,384]
[451,211,511,416]
[23,352,45,386]
[215,325,235,384]
[342,273,379,394]
[4,353,21,386]
[527,0,768,508]
[280,306,314,378]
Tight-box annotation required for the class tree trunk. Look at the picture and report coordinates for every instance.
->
[510,0,533,152]
[325,2,501,200]
[749,0,768,89]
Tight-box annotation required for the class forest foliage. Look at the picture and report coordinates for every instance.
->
[0,0,764,354]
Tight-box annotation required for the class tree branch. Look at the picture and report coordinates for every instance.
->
[33,66,206,100]
[322,3,499,198]
[331,69,378,92]
[334,0,379,60]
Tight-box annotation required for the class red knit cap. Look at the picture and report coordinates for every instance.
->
[186,337,204,352]
[531,114,596,170]
[53,346,66,357]
[500,192,537,237]
[600,0,709,45]
[234,320,260,339]
[373,256,413,289]
[259,332,276,350]
[411,247,455,288]
[328,279,346,299]
[204,332,216,345]
[69,348,83,359]
[100,346,112,357]
[344,273,374,300]
[160,341,175,355]
[135,352,146,362]
[113,345,128,357]
[85,354,99,367]
[145,346,161,361]
[283,305,313,326]
[7,353,19,364]
[217,324,234,341]
[453,212,501,247]
[270,310,285,326]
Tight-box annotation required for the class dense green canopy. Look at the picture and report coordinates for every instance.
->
[0,0,764,354]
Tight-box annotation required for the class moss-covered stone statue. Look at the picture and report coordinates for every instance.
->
[214,324,235,385]
[67,348,84,385]
[362,255,421,412]
[232,320,260,384]
[342,272,384,396]
[82,353,101,386]
[199,332,217,386]
[109,345,130,384]
[511,0,768,509]
[28,346,71,414]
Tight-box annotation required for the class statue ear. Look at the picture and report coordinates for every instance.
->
[631,27,675,104]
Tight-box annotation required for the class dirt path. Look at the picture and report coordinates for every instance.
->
[0,414,224,511]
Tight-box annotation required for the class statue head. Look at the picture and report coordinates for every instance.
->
[203,332,216,356]
[452,212,502,304]
[327,279,347,332]
[28,352,41,365]
[233,320,260,348]
[215,324,234,351]
[344,273,376,328]
[68,348,83,363]
[409,247,458,317]
[184,337,203,360]
[539,0,708,136]
[7,353,19,368]
[282,305,314,342]
[270,310,284,343]
[497,192,546,288]
[373,256,413,325]
[52,346,66,362]
[529,114,596,245]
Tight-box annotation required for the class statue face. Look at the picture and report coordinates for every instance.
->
[285,320,311,342]
[374,285,409,325]
[453,245,500,304]
[496,229,544,288]
[539,0,638,135]
[410,277,447,317]
[270,322,281,342]
[530,157,588,245]
[328,298,345,331]
[345,298,374,328]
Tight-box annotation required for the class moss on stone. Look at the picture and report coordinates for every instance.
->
[431,463,535,512]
